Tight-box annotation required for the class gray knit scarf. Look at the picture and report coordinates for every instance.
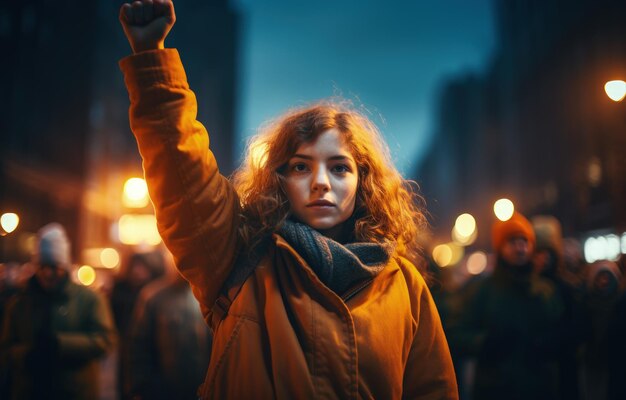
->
[278,220,394,295]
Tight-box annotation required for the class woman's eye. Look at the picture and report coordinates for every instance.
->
[291,163,308,172]
[331,164,350,173]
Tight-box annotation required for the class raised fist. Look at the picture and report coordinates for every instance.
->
[119,0,176,54]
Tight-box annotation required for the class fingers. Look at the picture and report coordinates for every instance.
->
[119,0,174,26]
[143,0,154,22]
[131,1,144,25]
[154,0,176,24]
[119,3,132,24]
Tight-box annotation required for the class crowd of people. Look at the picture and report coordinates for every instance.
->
[436,212,626,400]
[1,215,624,399]
[0,223,212,400]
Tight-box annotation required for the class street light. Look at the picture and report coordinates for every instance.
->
[604,80,626,102]
[123,177,150,208]
[452,213,477,246]
[493,198,515,221]
[432,244,453,267]
[432,242,464,268]
[117,214,161,245]
[77,265,96,286]
[0,212,19,235]
[466,251,488,275]
[100,248,120,269]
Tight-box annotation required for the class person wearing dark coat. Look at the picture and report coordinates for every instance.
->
[110,250,165,399]
[579,261,625,400]
[0,223,117,400]
[532,215,586,400]
[448,212,563,400]
[128,251,212,400]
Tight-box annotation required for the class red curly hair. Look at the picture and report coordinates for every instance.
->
[232,100,427,268]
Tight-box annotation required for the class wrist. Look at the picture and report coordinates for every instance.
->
[132,41,165,54]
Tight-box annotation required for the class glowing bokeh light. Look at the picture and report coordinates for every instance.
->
[584,234,622,263]
[604,80,626,102]
[117,214,161,245]
[100,248,120,269]
[493,198,515,221]
[123,178,150,208]
[433,244,453,267]
[77,265,96,286]
[452,226,477,246]
[454,213,476,238]
[467,251,488,275]
[0,213,19,234]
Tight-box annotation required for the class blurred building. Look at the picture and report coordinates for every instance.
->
[0,1,96,261]
[0,0,239,264]
[417,0,626,250]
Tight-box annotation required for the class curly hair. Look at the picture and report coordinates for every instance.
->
[232,100,428,268]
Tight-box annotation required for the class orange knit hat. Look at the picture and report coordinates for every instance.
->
[491,212,536,253]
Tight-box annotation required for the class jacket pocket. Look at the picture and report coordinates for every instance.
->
[200,314,262,399]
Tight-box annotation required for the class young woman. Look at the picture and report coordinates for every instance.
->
[119,1,458,398]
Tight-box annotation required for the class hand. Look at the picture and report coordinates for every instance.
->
[119,0,176,54]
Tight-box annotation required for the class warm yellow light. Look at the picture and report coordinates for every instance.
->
[467,251,488,275]
[100,248,120,269]
[605,80,626,102]
[117,214,161,245]
[452,226,477,246]
[1,213,19,234]
[454,213,476,238]
[433,244,453,267]
[494,198,515,221]
[22,233,37,254]
[77,265,96,286]
[123,177,150,208]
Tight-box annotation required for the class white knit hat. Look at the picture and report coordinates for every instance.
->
[34,223,71,270]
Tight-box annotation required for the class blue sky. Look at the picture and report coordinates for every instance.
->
[232,0,495,174]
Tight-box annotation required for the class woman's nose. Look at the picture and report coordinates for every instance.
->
[311,167,331,192]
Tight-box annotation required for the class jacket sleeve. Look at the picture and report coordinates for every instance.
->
[119,49,241,321]
[401,261,459,400]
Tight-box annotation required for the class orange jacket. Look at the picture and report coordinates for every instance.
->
[120,49,458,400]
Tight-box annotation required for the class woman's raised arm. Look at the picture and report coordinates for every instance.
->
[118,0,241,324]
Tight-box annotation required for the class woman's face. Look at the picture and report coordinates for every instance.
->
[284,129,359,239]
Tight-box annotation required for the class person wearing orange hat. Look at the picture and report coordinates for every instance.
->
[491,212,536,272]
[448,212,564,400]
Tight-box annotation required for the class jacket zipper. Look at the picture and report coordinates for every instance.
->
[342,278,374,302]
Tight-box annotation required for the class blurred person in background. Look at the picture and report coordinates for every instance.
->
[532,215,585,400]
[561,238,587,291]
[448,212,563,400]
[579,260,625,400]
[111,249,165,399]
[0,223,117,400]
[128,248,212,400]
[441,260,489,400]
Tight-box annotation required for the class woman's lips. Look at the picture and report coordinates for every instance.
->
[306,199,335,207]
